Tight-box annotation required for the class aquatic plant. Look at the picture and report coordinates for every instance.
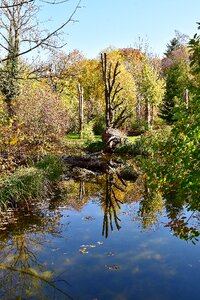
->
[0,167,47,209]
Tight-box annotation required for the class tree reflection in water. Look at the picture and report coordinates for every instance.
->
[100,171,200,243]
[102,172,126,238]
[0,210,73,300]
[138,178,200,243]
[0,163,199,299]
[55,166,200,243]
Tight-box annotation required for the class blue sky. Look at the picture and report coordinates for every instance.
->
[43,0,200,58]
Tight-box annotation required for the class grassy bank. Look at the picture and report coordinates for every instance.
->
[0,156,65,210]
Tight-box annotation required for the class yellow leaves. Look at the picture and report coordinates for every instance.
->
[9,137,19,145]
[41,270,54,279]
[0,264,7,269]
[28,268,39,276]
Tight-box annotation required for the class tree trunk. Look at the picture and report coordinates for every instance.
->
[151,104,154,127]
[145,98,150,129]
[136,97,141,125]
[184,89,189,109]
[78,83,84,139]
[101,53,126,129]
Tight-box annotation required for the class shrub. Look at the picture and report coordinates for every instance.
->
[93,114,105,135]
[35,156,65,182]
[85,141,105,152]
[82,121,95,142]
[15,82,69,148]
[116,127,171,156]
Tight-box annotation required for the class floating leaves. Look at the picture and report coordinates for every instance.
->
[106,252,115,256]
[82,216,95,221]
[89,244,96,248]
[79,247,88,254]
[79,241,103,254]
[51,248,60,252]
[105,265,121,271]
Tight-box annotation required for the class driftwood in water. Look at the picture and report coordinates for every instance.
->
[62,155,139,182]
[71,167,96,181]
[62,155,109,173]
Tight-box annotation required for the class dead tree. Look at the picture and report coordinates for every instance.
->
[101,53,130,151]
[101,52,129,129]
[102,173,123,238]
[78,82,84,139]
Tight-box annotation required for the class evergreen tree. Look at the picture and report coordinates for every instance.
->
[164,37,181,57]
[159,46,190,124]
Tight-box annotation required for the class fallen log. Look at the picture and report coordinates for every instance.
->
[62,155,109,173]
[62,155,140,182]
[102,127,127,152]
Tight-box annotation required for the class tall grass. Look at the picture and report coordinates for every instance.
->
[35,155,65,182]
[0,167,47,209]
[0,156,65,210]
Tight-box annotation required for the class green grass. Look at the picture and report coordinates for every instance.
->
[127,136,140,143]
[65,134,138,143]
[64,134,141,154]
[65,134,82,140]
[65,134,101,142]
[35,156,65,182]
[0,156,66,210]
[0,167,47,209]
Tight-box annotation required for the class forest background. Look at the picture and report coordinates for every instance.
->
[0,0,199,211]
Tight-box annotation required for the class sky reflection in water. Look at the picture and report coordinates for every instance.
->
[0,176,200,300]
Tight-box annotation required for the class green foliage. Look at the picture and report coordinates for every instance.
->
[93,114,105,135]
[35,156,65,182]
[0,156,66,209]
[82,121,95,143]
[115,139,142,155]
[164,37,182,56]
[0,167,47,209]
[140,58,165,107]
[189,24,200,83]
[142,27,200,210]
[85,140,105,152]
[158,26,200,206]
[159,47,190,124]
[116,128,171,156]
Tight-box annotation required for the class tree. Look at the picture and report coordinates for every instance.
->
[78,58,104,131]
[44,49,84,94]
[164,30,189,57]
[147,24,200,209]
[0,0,82,116]
[189,22,200,85]
[77,82,84,138]
[139,58,165,128]
[101,52,133,129]
[159,43,191,124]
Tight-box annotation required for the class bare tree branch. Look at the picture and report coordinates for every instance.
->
[0,0,70,9]
[0,0,82,62]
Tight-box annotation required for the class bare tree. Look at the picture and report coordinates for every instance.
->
[0,0,82,115]
[101,52,130,129]
[78,82,84,138]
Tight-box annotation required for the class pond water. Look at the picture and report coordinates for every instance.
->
[0,173,200,300]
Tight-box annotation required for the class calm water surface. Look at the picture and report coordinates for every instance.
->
[0,175,199,300]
